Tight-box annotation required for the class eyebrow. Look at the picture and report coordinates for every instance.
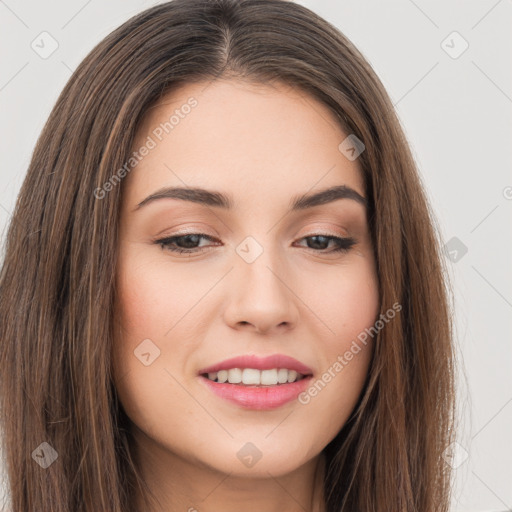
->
[134,184,367,212]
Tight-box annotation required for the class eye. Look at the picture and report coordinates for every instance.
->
[154,233,356,255]
[154,233,219,254]
[294,234,356,253]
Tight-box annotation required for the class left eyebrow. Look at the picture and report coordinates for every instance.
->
[289,185,367,210]
[133,184,367,212]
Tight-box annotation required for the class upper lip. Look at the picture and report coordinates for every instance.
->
[198,354,313,375]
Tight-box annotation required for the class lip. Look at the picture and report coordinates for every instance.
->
[197,354,313,375]
[199,374,313,410]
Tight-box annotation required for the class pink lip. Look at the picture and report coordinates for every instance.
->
[197,354,313,375]
[199,374,313,410]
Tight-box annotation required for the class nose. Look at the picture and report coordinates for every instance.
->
[222,244,299,335]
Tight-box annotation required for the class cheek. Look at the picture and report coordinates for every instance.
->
[304,258,380,344]
[114,251,206,338]
[112,255,177,406]
[111,271,196,443]
[295,259,379,413]
[112,251,214,415]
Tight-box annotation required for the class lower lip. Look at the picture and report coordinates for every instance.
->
[199,375,313,410]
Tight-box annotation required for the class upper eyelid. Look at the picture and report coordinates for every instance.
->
[158,231,349,241]
[161,222,352,238]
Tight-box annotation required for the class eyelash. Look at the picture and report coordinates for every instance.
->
[154,233,356,255]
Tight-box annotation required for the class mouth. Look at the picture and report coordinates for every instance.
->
[200,368,310,386]
[197,354,314,410]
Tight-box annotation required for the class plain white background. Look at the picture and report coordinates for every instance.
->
[0,1,511,511]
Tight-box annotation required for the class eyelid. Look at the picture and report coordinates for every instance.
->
[297,222,351,239]
[154,224,219,239]
[155,229,350,244]
[300,228,348,239]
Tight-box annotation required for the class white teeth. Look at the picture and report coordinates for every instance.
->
[260,369,278,386]
[204,368,306,385]
[287,370,298,383]
[242,368,260,385]
[227,368,242,384]
[277,368,288,383]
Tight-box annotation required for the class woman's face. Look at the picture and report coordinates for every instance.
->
[113,79,379,481]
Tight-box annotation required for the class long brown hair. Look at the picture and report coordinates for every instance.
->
[0,1,457,510]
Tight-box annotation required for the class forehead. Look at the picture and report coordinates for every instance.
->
[123,79,365,207]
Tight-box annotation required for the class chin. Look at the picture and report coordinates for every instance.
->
[192,437,317,478]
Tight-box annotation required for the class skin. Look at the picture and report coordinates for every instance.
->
[112,79,380,512]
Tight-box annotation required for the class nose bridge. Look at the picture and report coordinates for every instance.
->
[224,234,298,332]
[235,234,288,297]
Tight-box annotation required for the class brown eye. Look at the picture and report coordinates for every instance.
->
[155,234,218,254]
[295,235,356,253]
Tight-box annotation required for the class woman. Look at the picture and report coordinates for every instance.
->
[0,1,456,511]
